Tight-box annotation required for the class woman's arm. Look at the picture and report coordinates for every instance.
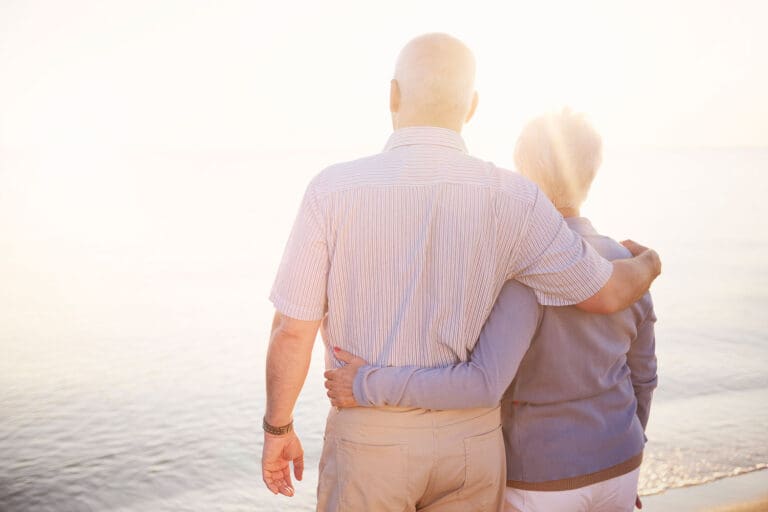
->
[324,281,542,410]
[627,296,658,429]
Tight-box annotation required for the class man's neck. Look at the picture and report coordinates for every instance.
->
[557,207,581,218]
[393,115,464,133]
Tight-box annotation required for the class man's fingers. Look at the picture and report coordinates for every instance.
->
[620,239,648,256]
[620,239,636,252]
[323,369,336,380]
[621,240,661,276]
[294,455,305,481]
[262,471,282,495]
[279,466,294,496]
[261,432,303,498]
[264,470,288,495]
[264,480,279,495]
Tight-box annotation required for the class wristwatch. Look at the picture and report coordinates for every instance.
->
[263,416,293,436]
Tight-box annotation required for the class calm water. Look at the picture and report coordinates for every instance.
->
[1,147,767,511]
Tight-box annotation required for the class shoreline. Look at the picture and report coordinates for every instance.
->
[641,469,768,511]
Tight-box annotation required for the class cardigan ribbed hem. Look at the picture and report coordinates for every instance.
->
[506,451,643,491]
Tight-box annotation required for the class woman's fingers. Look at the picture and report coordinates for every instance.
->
[324,352,362,408]
[330,395,356,408]
[333,346,368,366]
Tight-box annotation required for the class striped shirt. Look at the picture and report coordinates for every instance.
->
[270,127,612,368]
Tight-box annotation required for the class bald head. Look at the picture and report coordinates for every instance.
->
[391,33,478,131]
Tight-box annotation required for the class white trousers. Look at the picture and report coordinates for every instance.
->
[504,467,640,512]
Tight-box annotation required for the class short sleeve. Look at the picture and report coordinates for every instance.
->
[269,181,329,320]
[508,188,613,306]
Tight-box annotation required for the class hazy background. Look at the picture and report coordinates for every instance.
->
[2,0,767,153]
[1,1,767,511]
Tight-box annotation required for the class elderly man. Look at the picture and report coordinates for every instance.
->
[262,34,661,511]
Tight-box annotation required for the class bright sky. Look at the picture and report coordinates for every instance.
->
[1,0,766,158]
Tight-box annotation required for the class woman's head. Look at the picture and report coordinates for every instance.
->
[514,108,603,211]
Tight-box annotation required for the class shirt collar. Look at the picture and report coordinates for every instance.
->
[565,217,599,236]
[384,126,468,153]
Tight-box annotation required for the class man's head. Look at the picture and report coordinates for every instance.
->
[391,33,478,132]
[514,108,603,212]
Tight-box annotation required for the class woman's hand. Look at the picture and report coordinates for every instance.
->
[324,347,368,408]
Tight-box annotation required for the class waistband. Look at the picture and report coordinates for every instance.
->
[507,451,643,491]
[327,405,501,429]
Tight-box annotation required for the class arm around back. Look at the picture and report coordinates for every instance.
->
[349,281,541,409]
[508,189,661,312]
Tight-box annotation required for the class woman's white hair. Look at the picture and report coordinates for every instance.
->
[514,108,603,210]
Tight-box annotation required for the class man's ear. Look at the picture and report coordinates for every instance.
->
[390,79,400,113]
[465,91,479,123]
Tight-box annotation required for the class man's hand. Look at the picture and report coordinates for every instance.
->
[577,239,661,314]
[261,430,304,497]
[621,239,661,278]
[620,239,648,256]
[324,347,368,408]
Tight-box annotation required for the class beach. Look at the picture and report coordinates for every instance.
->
[711,500,768,512]
[713,500,768,512]
[642,470,768,512]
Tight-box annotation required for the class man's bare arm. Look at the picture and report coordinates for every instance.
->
[576,240,661,314]
[261,311,321,497]
[265,312,321,425]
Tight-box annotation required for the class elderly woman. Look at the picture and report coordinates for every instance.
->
[325,109,658,512]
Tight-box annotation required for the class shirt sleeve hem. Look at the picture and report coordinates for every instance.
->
[533,256,613,306]
[269,292,326,321]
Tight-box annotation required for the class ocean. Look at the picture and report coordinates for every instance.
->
[1,146,766,511]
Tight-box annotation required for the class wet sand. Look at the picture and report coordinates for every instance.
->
[641,469,768,512]
[709,497,768,512]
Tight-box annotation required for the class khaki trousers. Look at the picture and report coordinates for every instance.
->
[317,406,505,512]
